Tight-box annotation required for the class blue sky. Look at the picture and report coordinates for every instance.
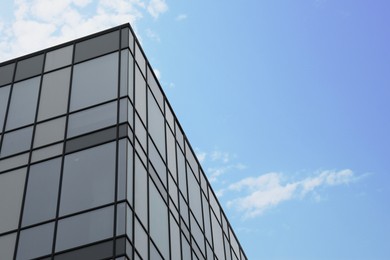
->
[1,1,390,259]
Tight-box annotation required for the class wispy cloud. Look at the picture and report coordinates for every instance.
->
[226,169,360,218]
[175,14,187,21]
[0,0,167,61]
[147,0,168,19]
[145,28,160,42]
[195,148,246,182]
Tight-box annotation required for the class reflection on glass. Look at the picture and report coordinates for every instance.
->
[60,142,116,216]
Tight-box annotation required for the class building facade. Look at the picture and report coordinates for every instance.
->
[0,24,247,260]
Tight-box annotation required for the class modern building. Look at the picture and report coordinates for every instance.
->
[0,24,247,260]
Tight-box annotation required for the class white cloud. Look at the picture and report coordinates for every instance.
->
[0,0,167,61]
[207,163,246,183]
[146,28,160,42]
[147,0,168,19]
[196,151,207,164]
[175,14,187,21]
[227,169,358,218]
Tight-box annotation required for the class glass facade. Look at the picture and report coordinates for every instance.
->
[0,24,247,260]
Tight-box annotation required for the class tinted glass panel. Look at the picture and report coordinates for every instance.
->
[147,65,164,111]
[0,63,15,86]
[17,222,54,260]
[134,154,147,225]
[34,117,66,148]
[135,42,146,76]
[68,101,117,137]
[56,206,114,252]
[0,168,26,233]
[45,45,73,72]
[188,169,203,225]
[149,181,169,259]
[0,85,10,132]
[211,212,225,260]
[60,142,116,216]
[0,153,29,173]
[15,54,44,81]
[148,90,166,159]
[134,218,148,260]
[134,66,146,124]
[1,126,33,157]
[74,30,119,63]
[22,158,61,226]
[170,216,181,260]
[0,232,16,260]
[6,77,40,130]
[38,67,71,121]
[166,127,177,180]
[31,143,63,163]
[54,239,113,260]
[70,52,118,111]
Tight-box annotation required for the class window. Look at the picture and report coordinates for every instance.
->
[38,67,70,121]
[0,168,26,233]
[6,77,40,130]
[22,158,61,226]
[70,52,118,111]
[60,142,116,216]
[17,222,54,260]
[56,206,114,252]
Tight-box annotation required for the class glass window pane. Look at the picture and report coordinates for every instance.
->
[0,153,29,173]
[191,214,205,255]
[165,102,174,132]
[202,193,212,244]
[148,90,166,159]
[6,77,40,130]
[22,158,61,226]
[31,143,63,163]
[34,117,66,148]
[170,216,181,260]
[0,168,26,233]
[134,218,148,260]
[45,45,73,72]
[70,52,118,111]
[182,234,191,260]
[149,180,169,259]
[166,127,177,181]
[134,65,146,124]
[188,168,203,225]
[135,42,146,76]
[0,85,10,132]
[211,212,225,260]
[15,54,44,81]
[56,206,114,252]
[147,65,164,111]
[38,67,71,121]
[186,142,199,180]
[0,63,15,86]
[120,50,133,98]
[126,142,134,206]
[149,138,166,186]
[0,232,16,260]
[68,101,117,138]
[134,154,147,226]
[177,147,187,200]
[60,142,116,216]
[17,222,54,260]
[1,126,33,157]
[74,30,119,63]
